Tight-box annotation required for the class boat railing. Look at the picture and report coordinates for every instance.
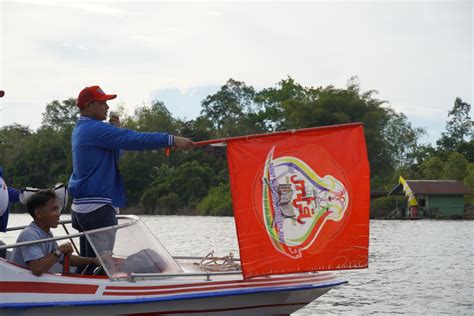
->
[0,215,242,281]
[173,255,239,261]
[127,271,243,282]
[1,215,240,262]
[0,215,139,250]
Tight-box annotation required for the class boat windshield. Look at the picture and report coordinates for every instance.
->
[85,216,182,279]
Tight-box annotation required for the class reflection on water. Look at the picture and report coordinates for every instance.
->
[5,215,473,315]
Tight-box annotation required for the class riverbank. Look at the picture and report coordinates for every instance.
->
[372,205,474,220]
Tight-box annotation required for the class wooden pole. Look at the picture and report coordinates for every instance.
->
[194,122,363,147]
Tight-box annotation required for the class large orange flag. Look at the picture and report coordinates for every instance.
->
[227,123,370,279]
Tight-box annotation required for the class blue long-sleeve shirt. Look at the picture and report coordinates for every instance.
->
[68,116,173,208]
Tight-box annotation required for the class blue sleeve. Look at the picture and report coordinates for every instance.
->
[8,188,20,203]
[91,122,174,151]
[21,242,47,263]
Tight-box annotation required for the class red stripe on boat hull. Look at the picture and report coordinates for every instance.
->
[106,273,333,291]
[0,281,98,294]
[104,276,335,296]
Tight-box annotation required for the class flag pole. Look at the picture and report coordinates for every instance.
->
[194,122,363,147]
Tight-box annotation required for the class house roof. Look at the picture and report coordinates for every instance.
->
[388,180,473,196]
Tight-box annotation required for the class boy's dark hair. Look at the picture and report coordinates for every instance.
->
[26,190,57,218]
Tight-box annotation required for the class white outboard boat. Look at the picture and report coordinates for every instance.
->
[0,123,370,315]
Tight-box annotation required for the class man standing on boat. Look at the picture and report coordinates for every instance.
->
[69,85,193,273]
[11,190,101,276]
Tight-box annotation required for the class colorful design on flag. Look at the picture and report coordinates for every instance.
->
[399,176,418,206]
[227,123,370,278]
[262,147,349,258]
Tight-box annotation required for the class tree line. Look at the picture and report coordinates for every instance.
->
[1,77,472,215]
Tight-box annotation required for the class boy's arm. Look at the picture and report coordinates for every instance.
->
[69,255,100,267]
[26,252,62,277]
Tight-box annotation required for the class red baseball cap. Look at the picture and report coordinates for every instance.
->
[77,85,117,108]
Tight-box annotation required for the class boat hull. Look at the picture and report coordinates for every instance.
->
[0,259,345,316]
[1,286,335,315]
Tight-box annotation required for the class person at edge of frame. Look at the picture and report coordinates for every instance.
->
[0,167,20,259]
[10,190,101,276]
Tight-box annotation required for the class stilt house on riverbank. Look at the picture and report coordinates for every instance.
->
[388,180,472,219]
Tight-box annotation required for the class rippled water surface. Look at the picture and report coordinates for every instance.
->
[5,215,474,315]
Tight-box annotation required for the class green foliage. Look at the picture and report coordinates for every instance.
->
[120,150,166,206]
[1,77,470,216]
[255,76,407,184]
[0,125,71,187]
[139,161,214,214]
[370,196,406,216]
[197,183,233,216]
[42,98,79,130]
[177,117,214,142]
[421,156,444,180]
[437,97,473,152]
[124,101,177,133]
[441,152,468,180]
[0,124,32,182]
[457,140,474,162]
[200,79,266,137]
[464,163,474,204]
[383,112,426,169]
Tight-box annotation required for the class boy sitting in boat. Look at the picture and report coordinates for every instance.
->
[10,190,101,276]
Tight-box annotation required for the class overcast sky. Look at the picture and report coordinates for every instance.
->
[0,0,472,144]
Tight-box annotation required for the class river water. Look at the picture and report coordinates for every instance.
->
[4,214,473,315]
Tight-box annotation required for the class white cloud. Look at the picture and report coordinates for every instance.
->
[66,3,124,16]
[0,1,471,145]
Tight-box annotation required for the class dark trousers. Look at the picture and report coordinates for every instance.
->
[71,205,118,274]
